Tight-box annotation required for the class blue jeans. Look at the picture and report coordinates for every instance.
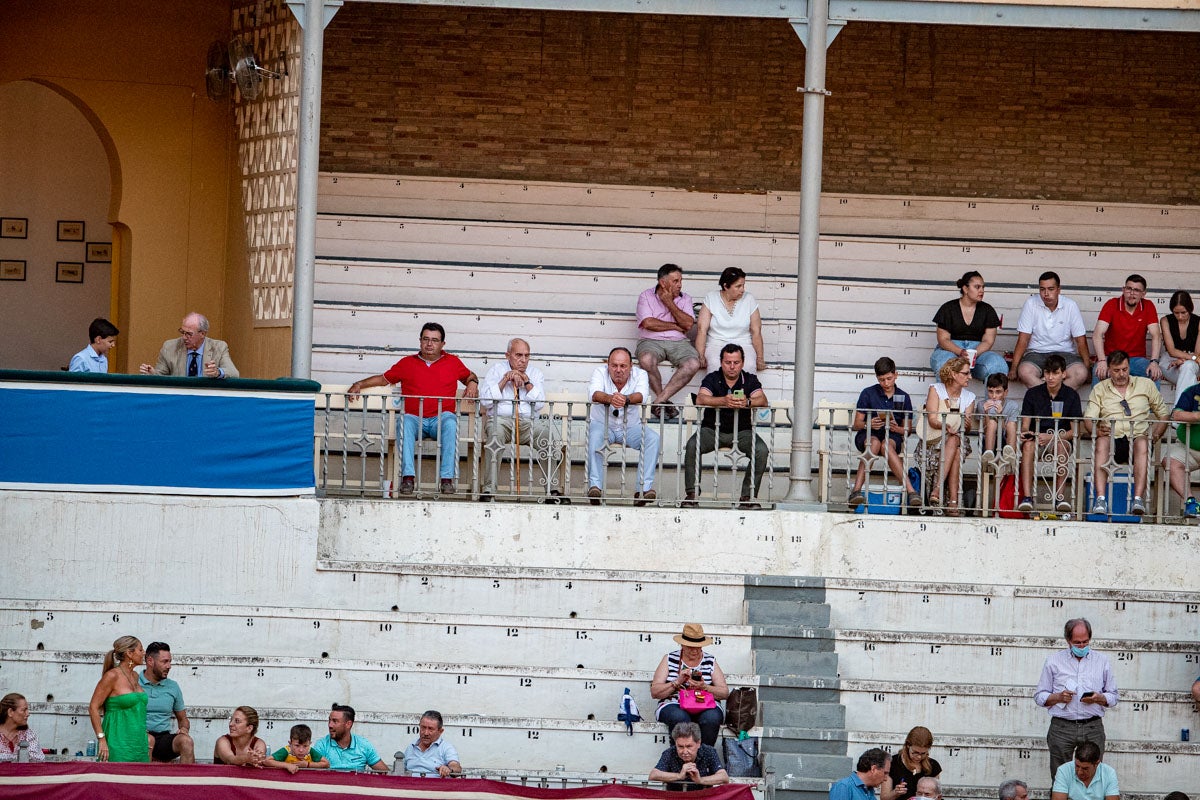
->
[400,412,458,479]
[587,420,660,493]
[930,340,1007,382]
[657,702,724,747]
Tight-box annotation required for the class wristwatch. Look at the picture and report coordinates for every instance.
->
[97,733,106,739]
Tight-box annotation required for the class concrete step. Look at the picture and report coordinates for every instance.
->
[752,625,836,652]
[759,726,848,756]
[754,649,839,675]
[764,751,852,781]
[758,674,841,704]
[761,701,845,729]
[745,599,832,627]
[743,575,827,604]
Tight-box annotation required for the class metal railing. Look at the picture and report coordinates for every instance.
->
[314,391,790,508]
[817,404,1199,523]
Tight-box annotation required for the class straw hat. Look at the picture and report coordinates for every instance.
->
[673,622,715,648]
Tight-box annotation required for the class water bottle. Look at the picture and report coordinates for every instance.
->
[86,739,98,758]
[17,740,29,763]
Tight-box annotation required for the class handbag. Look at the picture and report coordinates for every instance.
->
[678,688,717,712]
[722,736,761,778]
[914,395,961,444]
[724,687,757,734]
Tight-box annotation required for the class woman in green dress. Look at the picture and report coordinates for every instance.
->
[87,635,149,762]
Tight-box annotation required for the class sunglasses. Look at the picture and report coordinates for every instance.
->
[1119,399,1131,416]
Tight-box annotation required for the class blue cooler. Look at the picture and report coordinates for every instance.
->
[854,484,903,515]
[1084,471,1141,523]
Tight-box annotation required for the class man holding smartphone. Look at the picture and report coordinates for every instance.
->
[1033,618,1119,781]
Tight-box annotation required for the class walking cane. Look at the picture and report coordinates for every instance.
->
[513,386,522,495]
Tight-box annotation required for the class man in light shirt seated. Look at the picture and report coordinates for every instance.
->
[587,347,660,506]
[478,338,563,503]
[398,710,461,777]
[1050,742,1119,800]
[1009,271,1092,390]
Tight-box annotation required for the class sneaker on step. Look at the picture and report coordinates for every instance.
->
[1184,497,1200,518]
[847,490,867,508]
[1056,498,1073,514]
[1090,495,1107,515]
[1130,495,1146,516]
[1017,496,1034,512]
[588,486,601,506]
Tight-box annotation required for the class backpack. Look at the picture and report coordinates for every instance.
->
[997,473,1024,519]
[724,686,758,734]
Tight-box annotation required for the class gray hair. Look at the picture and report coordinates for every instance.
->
[670,721,702,743]
[999,780,1029,800]
[507,338,530,353]
[918,777,942,797]
[1064,618,1092,640]
[185,312,210,333]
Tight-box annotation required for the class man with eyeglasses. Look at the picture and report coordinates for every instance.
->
[348,322,479,495]
[139,312,238,378]
[587,347,660,505]
[1093,274,1162,383]
[1083,349,1169,516]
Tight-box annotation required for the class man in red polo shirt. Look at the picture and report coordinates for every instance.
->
[1092,274,1162,383]
[348,322,479,495]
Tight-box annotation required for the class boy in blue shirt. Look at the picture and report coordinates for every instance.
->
[847,357,919,510]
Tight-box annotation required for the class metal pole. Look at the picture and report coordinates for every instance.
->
[785,0,831,505]
[289,0,337,379]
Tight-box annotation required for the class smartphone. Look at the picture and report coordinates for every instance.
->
[1081,691,1095,698]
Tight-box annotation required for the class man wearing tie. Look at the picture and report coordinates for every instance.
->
[140,312,239,378]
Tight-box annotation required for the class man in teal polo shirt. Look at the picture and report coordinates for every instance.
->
[315,704,389,773]
[139,642,194,763]
[830,748,891,800]
[1050,743,1119,800]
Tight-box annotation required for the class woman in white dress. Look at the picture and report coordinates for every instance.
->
[694,267,766,373]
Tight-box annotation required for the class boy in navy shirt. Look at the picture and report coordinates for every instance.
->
[847,357,918,509]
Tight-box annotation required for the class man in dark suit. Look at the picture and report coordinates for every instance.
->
[139,312,239,378]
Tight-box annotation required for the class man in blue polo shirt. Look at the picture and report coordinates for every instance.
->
[139,642,194,763]
[315,704,389,772]
[1050,742,1119,800]
[400,710,462,777]
[830,748,891,800]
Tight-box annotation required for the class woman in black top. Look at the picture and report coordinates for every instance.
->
[1160,290,1200,390]
[882,726,942,800]
[931,271,1007,383]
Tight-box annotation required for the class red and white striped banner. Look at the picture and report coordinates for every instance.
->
[0,764,755,800]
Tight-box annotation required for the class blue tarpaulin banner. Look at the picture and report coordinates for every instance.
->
[0,376,316,496]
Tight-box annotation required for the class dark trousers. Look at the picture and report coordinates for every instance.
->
[1047,716,1105,781]
[684,427,769,497]
[657,702,724,747]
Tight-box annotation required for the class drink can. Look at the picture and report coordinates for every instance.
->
[86,739,97,757]
[1183,728,1191,742]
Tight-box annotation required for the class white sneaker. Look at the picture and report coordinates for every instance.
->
[1056,498,1073,514]
[1131,496,1146,516]
[1090,496,1108,515]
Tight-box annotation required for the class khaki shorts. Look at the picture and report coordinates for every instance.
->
[1165,442,1200,471]
[636,338,700,365]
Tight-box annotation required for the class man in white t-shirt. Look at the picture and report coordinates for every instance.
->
[1009,271,1092,389]
[587,347,660,505]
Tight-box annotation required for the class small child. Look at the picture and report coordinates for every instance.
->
[847,357,920,509]
[68,318,119,373]
[974,373,1021,467]
[271,724,330,770]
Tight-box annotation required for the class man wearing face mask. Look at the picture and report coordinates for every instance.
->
[913,777,943,800]
[1034,618,1119,781]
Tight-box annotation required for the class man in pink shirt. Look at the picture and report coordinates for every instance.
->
[636,263,702,420]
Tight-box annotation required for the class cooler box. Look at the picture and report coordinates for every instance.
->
[1084,471,1140,523]
[854,484,903,515]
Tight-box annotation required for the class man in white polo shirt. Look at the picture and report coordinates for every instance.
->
[1009,271,1092,390]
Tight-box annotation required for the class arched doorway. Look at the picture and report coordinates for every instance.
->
[0,80,117,370]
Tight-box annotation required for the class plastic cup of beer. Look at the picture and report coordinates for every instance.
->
[1051,401,1064,418]
[966,349,977,368]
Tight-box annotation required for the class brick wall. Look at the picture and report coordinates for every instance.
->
[320,5,1200,203]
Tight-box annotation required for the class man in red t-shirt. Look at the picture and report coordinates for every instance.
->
[348,322,479,495]
[1092,274,1162,383]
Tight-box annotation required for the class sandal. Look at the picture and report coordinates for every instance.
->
[945,499,962,517]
